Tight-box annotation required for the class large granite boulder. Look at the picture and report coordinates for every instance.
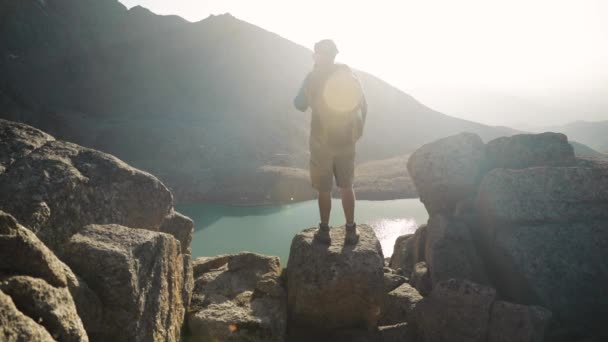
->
[415,279,551,342]
[61,224,187,342]
[407,133,486,215]
[0,119,194,340]
[0,119,178,250]
[477,165,608,225]
[476,163,608,337]
[188,253,286,342]
[286,225,385,336]
[424,215,487,287]
[485,132,575,170]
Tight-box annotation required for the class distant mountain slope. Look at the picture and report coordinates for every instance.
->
[0,0,517,203]
[569,141,608,161]
[539,121,608,152]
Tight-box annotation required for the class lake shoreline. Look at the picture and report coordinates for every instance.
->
[174,194,420,207]
[178,198,429,264]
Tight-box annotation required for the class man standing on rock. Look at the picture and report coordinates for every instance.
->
[293,39,367,245]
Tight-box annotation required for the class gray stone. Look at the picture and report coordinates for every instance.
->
[379,283,422,326]
[389,224,427,277]
[477,165,608,225]
[61,263,103,335]
[192,254,232,277]
[485,132,575,170]
[0,118,54,176]
[424,215,487,287]
[160,209,193,254]
[383,272,407,293]
[0,210,67,287]
[407,132,486,215]
[488,301,552,342]
[0,289,55,342]
[286,225,385,333]
[62,224,186,342]
[480,220,608,330]
[188,252,286,342]
[415,279,496,342]
[388,234,413,274]
[0,275,88,341]
[410,262,432,296]
[476,163,608,334]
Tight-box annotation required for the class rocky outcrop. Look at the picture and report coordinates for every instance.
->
[403,131,607,340]
[424,215,487,287]
[0,275,88,341]
[61,224,187,342]
[0,210,88,341]
[0,119,193,341]
[0,289,55,342]
[0,120,173,250]
[0,210,68,288]
[286,225,385,337]
[0,119,54,175]
[484,132,575,170]
[415,279,552,342]
[415,279,496,342]
[188,253,286,342]
[407,133,486,215]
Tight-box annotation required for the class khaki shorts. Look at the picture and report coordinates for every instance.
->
[309,143,355,192]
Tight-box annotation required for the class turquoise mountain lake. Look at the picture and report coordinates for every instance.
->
[177,199,429,265]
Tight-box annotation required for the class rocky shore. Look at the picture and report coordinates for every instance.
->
[1,119,606,342]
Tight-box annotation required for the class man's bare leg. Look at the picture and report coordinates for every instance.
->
[314,191,332,244]
[341,186,359,244]
[318,191,332,226]
[340,186,355,225]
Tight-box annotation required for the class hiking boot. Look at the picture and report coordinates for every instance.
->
[345,222,359,245]
[314,223,331,244]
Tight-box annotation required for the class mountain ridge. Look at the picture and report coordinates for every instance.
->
[0,0,531,203]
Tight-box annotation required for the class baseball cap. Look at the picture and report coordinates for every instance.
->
[314,39,339,56]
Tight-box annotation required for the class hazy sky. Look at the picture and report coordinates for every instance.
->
[119,0,608,126]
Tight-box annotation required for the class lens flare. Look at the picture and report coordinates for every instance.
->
[322,69,363,112]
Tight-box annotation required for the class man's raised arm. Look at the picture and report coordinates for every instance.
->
[293,73,310,112]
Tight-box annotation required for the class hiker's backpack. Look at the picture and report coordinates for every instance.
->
[308,64,364,148]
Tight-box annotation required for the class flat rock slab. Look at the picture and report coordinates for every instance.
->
[286,224,384,333]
